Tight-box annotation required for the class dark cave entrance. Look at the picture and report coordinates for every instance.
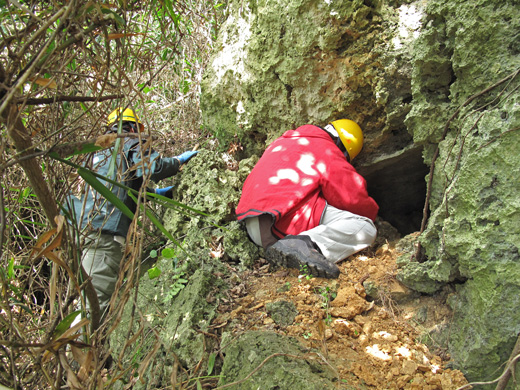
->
[356,146,429,236]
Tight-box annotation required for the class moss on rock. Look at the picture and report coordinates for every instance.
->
[218,331,337,389]
[401,0,520,385]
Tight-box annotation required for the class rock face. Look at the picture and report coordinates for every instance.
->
[200,0,520,386]
[110,267,226,388]
[218,331,337,389]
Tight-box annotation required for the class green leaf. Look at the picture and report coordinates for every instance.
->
[100,7,126,26]
[164,0,180,29]
[147,266,161,280]
[196,379,202,390]
[150,249,158,258]
[107,138,121,180]
[161,247,175,259]
[78,167,135,221]
[7,258,14,279]
[207,353,216,375]
[19,187,31,202]
[129,192,184,254]
[11,301,32,314]
[53,310,82,340]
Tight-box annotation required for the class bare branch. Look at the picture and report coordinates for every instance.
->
[15,94,124,105]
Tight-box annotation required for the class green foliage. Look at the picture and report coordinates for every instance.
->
[207,352,216,375]
[0,0,226,387]
[298,264,313,282]
[0,258,31,313]
[163,270,189,303]
[316,285,337,326]
[147,266,161,279]
[51,310,82,340]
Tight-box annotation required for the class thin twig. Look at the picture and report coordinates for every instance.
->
[15,93,124,105]
[455,353,520,390]
[496,334,520,390]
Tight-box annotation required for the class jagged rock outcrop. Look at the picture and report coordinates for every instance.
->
[218,331,337,389]
[111,0,519,388]
[200,0,520,386]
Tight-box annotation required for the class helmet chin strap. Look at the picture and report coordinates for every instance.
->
[323,124,350,162]
[323,124,338,138]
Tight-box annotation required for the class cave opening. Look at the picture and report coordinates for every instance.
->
[356,146,429,236]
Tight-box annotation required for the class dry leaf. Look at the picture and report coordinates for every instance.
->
[59,351,83,389]
[95,134,117,148]
[71,346,93,381]
[31,77,57,89]
[107,33,145,40]
[50,263,57,317]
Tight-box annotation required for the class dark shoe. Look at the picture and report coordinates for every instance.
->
[265,235,340,279]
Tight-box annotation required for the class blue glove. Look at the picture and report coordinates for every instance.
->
[175,150,199,165]
[155,186,174,198]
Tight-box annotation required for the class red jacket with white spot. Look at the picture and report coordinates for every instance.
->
[236,125,379,238]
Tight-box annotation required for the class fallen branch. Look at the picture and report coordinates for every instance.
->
[14,93,124,105]
[455,353,520,390]
[496,333,520,390]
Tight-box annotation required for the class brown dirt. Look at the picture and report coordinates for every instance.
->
[214,240,471,390]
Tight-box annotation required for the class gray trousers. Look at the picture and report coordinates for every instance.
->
[246,205,377,263]
[82,233,125,320]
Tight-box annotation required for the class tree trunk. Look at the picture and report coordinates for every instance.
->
[3,104,59,227]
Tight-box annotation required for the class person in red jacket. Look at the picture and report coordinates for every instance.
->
[236,119,378,279]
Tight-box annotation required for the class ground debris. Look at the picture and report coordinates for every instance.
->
[215,243,470,389]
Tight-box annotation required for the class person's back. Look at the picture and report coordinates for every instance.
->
[236,120,378,279]
[68,107,198,326]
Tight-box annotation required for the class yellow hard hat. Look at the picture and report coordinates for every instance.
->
[107,107,144,131]
[330,119,363,161]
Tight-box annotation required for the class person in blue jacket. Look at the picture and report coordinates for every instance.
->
[69,107,198,326]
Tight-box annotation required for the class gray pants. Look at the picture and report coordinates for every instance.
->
[246,205,377,263]
[82,233,125,320]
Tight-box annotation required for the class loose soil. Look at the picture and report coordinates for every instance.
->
[214,238,471,390]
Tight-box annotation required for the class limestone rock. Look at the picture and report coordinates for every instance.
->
[218,331,336,389]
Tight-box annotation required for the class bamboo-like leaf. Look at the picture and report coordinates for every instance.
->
[164,0,180,29]
[99,7,126,26]
[52,155,220,236]
[50,263,57,317]
[77,166,135,221]
[207,352,216,375]
[128,192,184,252]
[52,310,83,340]
[106,137,121,180]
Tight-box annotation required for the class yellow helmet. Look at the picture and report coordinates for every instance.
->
[107,107,144,131]
[330,119,363,161]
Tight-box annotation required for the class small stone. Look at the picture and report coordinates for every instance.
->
[333,319,362,337]
[325,328,333,340]
[401,360,418,376]
[265,300,298,327]
[358,334,369,347]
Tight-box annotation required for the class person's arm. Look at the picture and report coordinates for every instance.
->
[132,147,199,183]
[320,154,379,221]
[152,186,174,198]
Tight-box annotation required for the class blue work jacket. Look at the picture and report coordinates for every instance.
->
[69,135,180,237]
